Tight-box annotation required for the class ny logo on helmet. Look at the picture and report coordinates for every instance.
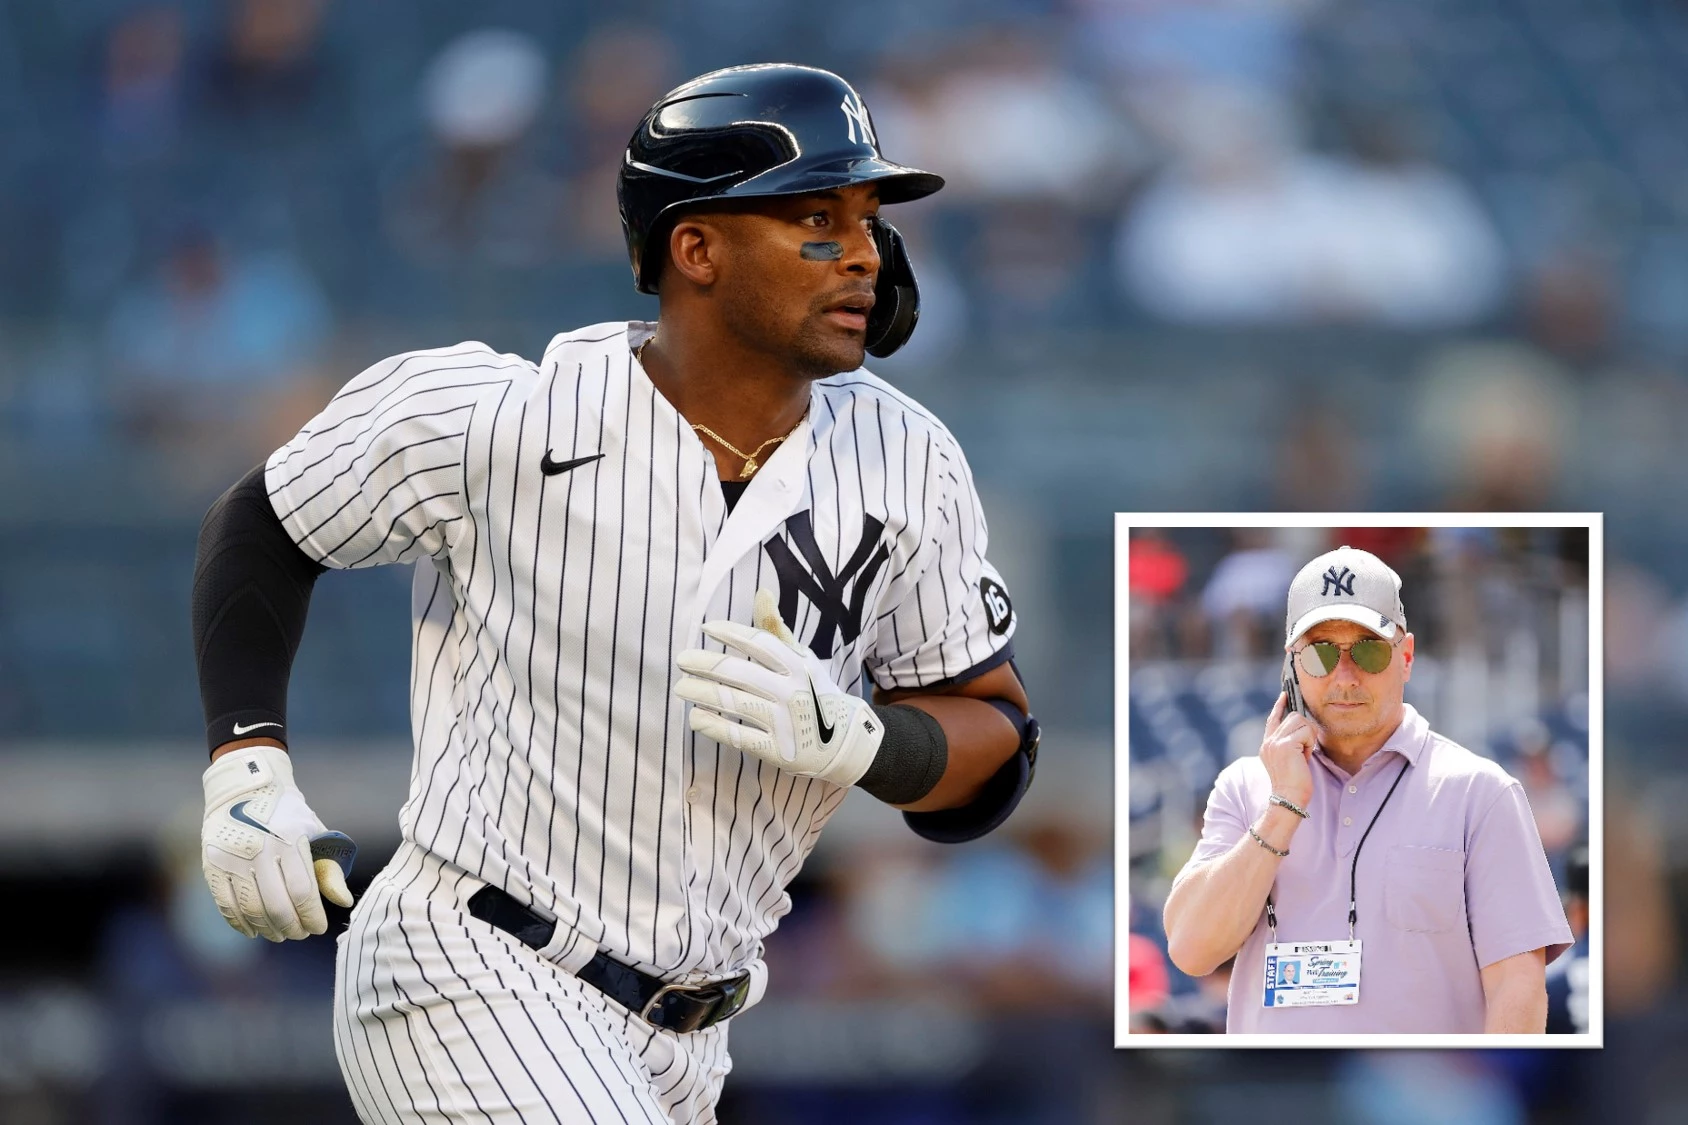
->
[840,91,876,147]
[1322,566,1356,597]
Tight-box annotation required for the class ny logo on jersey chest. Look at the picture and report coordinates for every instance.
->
[764,511,890,658]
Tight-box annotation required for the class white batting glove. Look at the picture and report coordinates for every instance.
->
[675,589,883,787]
[201,745,355,942]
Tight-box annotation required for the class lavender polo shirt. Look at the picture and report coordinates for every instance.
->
[1186,704,1573,1033]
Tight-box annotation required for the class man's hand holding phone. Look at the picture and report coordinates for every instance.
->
[1261,689,1316,812]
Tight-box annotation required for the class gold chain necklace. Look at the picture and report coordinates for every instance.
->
[637,337,804,480]
[690,420,803,479]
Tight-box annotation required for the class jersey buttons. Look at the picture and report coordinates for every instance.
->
[686,785,702,802]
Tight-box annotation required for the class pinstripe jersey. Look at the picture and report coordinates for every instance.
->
[266,320,1015,983]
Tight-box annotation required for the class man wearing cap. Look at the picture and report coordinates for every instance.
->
[1163,546,1573,1033]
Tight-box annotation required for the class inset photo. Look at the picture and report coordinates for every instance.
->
[1114,517,1599,1048]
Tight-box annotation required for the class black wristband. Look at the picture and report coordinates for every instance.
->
[856,703,948,805]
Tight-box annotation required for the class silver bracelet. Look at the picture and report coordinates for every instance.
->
[1269,793,1309,819]
[1248,825,1289,858]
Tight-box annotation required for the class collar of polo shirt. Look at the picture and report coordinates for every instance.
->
[1316,701,1431,772]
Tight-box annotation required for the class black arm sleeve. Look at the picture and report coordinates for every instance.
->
[191,462,326,754]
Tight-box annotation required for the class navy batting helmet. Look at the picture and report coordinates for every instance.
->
[616,63,943,358]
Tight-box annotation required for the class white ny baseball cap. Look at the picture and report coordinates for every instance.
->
[1284,546,1406,647]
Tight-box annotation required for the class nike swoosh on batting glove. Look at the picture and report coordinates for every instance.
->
[674,589,883,787]
[201,745,355,942]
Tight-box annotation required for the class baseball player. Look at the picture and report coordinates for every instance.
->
[190,64,1038,1123]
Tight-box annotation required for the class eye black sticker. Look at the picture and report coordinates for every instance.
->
[800,241,843,261]
[980,577,1013,635]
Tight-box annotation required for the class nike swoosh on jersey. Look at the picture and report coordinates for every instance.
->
[810,679,835,742]
[232,720,283,735]
[229,800,283,838]
[540,451,605,476]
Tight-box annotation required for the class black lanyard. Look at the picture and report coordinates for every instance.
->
[1266,756,1411,942]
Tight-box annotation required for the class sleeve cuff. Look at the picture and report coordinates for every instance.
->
[1476,924,1577,970]
[207,710,290,753]
[885,642,1015,694]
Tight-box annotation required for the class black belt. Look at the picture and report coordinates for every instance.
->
[465,885,751,1034]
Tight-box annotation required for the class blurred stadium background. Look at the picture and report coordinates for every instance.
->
[1124,525,1591,1038]
[0,0,1683,1121]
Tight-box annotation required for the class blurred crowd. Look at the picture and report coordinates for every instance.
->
[2,0,1688,1122]
[5,0,1688,493]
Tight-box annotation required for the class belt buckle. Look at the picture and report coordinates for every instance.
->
[639,975,750,1033]
[639,982,712,1032]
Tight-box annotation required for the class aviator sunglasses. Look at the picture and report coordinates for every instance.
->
[1291,637,1396,677]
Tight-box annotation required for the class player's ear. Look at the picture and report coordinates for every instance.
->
[668,216,724,289]
[1399,632,1414,681]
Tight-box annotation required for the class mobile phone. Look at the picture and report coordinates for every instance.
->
[1281,654,1309,718]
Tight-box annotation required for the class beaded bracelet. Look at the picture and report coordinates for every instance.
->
[1248,825,1289,858]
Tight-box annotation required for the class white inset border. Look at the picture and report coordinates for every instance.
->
[1113,512,1602,1049]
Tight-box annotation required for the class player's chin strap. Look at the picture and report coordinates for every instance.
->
[901,668,1040,845]
[864,218,920,359]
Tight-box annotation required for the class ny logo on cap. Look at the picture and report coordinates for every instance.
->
[1322,566,1356,597]
[840,91,876,146]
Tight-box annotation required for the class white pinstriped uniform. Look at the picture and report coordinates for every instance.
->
[266,321,1014,1123]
